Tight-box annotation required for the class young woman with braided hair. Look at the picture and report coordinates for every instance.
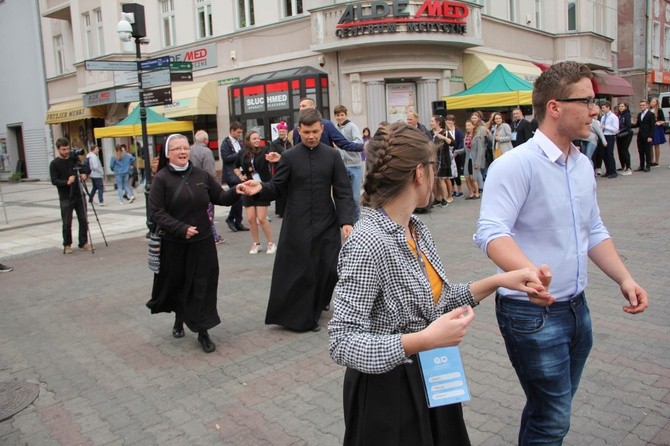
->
[328,122,545,445]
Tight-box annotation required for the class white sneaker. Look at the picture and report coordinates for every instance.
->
[249,243,261,254]
[99,202,105,206]
[129,196,136,203]
[119,201,125,205]
[620,168,632,176]
[266,242,277,254]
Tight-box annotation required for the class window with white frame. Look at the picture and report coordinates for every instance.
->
[665,26,670,59]
[567,2,576,31]
[94,9,105,55]
[161,0,176,47]
[196,0,213,39]
[54,35,65,75]
[237,0,255,28]
[283,0,303,17]
[653,22,661,58]
[593,0,605,35]
[83,12,93,59]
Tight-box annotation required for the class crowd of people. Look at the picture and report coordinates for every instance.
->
[38,62,662,444]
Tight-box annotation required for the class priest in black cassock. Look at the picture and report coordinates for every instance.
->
[240,108,355,332]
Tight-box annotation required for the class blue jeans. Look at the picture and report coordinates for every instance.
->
[580,141,597,166]
[89,177,104,204]
[346,165,363,222]
[496,293,593,446]
[114,173,133,202]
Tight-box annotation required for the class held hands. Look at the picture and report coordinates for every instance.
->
[236,180,262,195]
[265,152,281,163]
[185,226,199,239]
[341,224,353,238]
[421,306,475,349]
[619,278,649,314]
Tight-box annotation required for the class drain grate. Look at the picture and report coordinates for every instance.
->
[0,380,39,422]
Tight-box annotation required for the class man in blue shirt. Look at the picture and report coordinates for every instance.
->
[293,98,363,153]
[474,62,648,445]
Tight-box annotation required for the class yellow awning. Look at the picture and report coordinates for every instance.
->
[130,81,217,118]
[443,91,533,110]
[45,99,106,124]
[463,53,542,87]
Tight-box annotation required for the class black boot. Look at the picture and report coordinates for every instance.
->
[172,315,184,338]
[198,331,215,353]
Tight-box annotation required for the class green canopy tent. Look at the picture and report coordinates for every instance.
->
[94,106,194,139]
[443,64,534,110]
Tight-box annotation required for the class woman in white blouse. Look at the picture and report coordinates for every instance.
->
[329,122,547,446]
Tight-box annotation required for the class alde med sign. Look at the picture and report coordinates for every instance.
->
[336,0,469,38]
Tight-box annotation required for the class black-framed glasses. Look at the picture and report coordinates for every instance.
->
[556,97,596,108]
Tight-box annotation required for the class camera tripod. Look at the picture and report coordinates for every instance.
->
[73,165,108,253]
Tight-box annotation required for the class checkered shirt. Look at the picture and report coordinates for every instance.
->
[328,207,477,375]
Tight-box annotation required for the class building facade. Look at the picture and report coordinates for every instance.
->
[32,0,626,176]
[0,0,51,181]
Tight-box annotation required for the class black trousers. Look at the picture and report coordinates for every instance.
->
[616,133,633,170]
[60,195,88,247]
[637,138,653,169]
[603,135,616,175]
[226,181,243,225]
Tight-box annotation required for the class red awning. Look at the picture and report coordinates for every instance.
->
[590,70,633,97]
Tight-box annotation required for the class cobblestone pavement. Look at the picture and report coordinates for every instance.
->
[0,149,668,445]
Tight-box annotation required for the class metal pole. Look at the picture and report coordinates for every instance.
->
[135,37,154,233]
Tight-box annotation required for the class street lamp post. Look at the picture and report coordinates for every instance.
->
[118,3,154,233]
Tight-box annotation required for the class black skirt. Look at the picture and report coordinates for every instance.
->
[343,358,471,446]
[146,236,221,333]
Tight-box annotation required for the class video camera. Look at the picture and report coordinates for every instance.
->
[69,148,85,159]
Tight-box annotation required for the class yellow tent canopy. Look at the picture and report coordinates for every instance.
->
[94,106,194,139]
[443,65,534,110]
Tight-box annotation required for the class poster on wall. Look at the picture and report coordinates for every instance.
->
[386,83,417,124]
[0,138,9,172]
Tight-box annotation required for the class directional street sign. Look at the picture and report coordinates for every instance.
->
[116,86,140,103]
[171,72,193,82]
[169,61,193,72]
[142,87,172,107]
[85,60,137,71]
[142,68,171,89]
[138,56,170,71]
[113,70,139,86]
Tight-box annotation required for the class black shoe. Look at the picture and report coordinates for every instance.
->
[323,304,330,311]
[606,173,618,178]
[635,167,645,172]
[198,332,216,353]
[235,223,249,231]
[172,326,185,338]
[616,167,623,172]
[226,219,238,232]
[644,167,651,172]
[309,324,321,332]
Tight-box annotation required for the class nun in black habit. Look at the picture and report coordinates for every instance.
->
[239,108,356,332]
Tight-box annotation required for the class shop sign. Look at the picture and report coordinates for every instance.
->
[218,77,240,86]
[167,43,217,71]
[336,0,469,38]
[84,90,114,107]
[651,70,670,84]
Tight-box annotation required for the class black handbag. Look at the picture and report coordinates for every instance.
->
[147,168,191,274]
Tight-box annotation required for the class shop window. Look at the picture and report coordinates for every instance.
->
[161,0,176,47]
[196,0,213,39]
[238,0,255,28]
[283,0,303,17]
[54,35,65,75]
[567,2,576,31]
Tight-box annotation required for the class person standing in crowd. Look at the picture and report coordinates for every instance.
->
[147,134,242,353]
[110,144,135,205]
[511,107,534,147]
[580,104,607,172]
[649,96,666,167]
[329,122,544,446]
[633,99,655,172]
[238,108,355,332]
[234,130,278,255]
[463,114,486,200]
[334,104,365,221]
[49,137,91,254]
[430,114,454,206]
[361,127,371,144]
[293,98,364,153]
[470,111,489,187]
[616,102,633,175]
[86,145,105,206]
[271,121,292,218]
[406,111,432,139]
[446,115,465,198]
[475,61,648,445]
[600,101,620,178]
[190,130,224,245]
[489,112,513,159]
[220,121,249,232]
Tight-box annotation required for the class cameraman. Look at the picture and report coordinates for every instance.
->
[49,137,91,254]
